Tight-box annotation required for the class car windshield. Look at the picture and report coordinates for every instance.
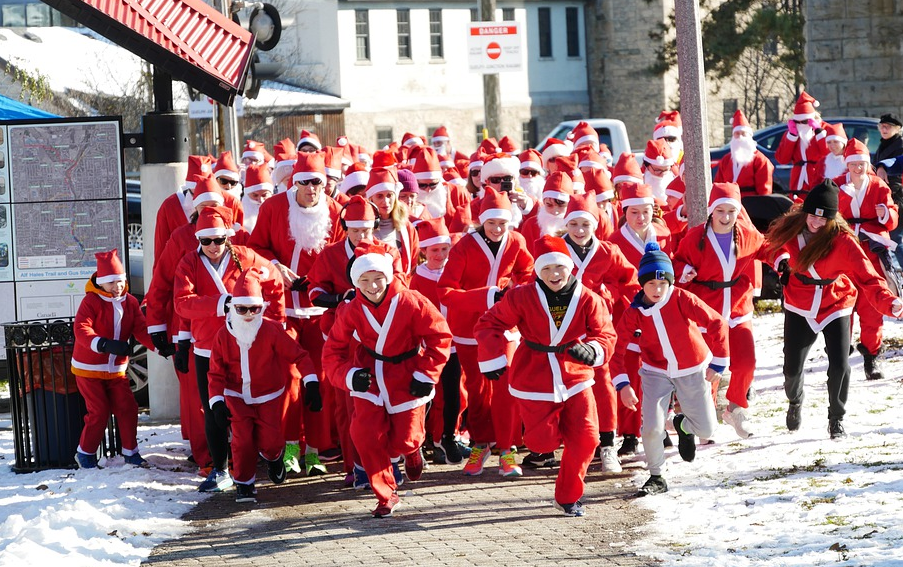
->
[545,125,614,150]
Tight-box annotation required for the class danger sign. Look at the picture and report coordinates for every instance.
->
[468,21,522,74]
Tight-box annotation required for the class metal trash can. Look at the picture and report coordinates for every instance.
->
[4,318,120,473]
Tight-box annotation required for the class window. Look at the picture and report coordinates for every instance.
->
[502,8,514,21]
[429,9,444,59]
[397,9,411,60]
[522,119,537,149]
[538,7,552,58]
[764,96,780,126]
[355,10,370,62]
[723,98,738,144]
[566,7,579,57]
[470,8,479,21]
[376,127,394,150]
[2,5,26,27]
[475,123,485,147]
[26,3,50,26]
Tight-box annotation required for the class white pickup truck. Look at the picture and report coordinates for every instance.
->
[536,118,632,160]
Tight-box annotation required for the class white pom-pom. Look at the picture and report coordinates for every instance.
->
[814,100,820,108]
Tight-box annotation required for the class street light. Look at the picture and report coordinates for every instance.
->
[232,1,282,51]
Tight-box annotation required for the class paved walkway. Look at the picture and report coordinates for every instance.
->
[144,453,660,566]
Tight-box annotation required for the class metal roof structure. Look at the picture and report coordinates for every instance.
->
[40,0,254,105]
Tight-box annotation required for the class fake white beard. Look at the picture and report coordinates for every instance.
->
[241,194,262,232]
[797,124,815,153]
[730,135,757,166]
[823,153,847,181]
[288,193,331,253]
[669,140,683,158]
[180,188,195,219]
[519,176,545,201]
[420,185,448,218]
[536,207,566,236]
[644,170,675,202]
[225,185,242,201]
[227,311,263,348]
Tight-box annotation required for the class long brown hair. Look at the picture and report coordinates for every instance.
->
[225,240,243,272]
[766,207,853,271]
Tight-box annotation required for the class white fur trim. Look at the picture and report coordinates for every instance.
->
[564,210,598,228]
[351,253,393,286]
[195,227,228,238]
[574,135,599,150]
[519,160,543,173]
[612,174,643,185]
[533,251,574,274]
[415,171,443,181]
[620,197,655,208]
[242,151,264,162]
[297,136,322,150]
[844,153,869,164]
[96,273,126,284]
[292,171,327,184]
[231,296,265,305]
[479,208,513,224]
[344,219,375,229]
[478,354,508,373]
[419,235,452,248]
[542,190,571,202]
[244,182,274,194]
[214,168,240,181]
[192,192,225,208]
[365,181,401,197]
[644,154,675,167]
[707,197,742,216]
[653,125,682,139]
[578,158,605,169]
[825,134,847,143]
[792,112,816,121]
[480,156,520,182]
[732,126,753,135]
[340,170,370,193]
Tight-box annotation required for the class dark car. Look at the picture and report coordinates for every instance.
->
[126,179,142,250]
[710,117,881,194]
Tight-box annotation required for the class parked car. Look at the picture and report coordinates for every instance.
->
[126,179,142,250]
[710,117,881,194]
[537,118,632,160]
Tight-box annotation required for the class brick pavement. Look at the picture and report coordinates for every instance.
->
[144,453,660,566]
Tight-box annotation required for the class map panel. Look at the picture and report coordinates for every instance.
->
[8,121,122,203]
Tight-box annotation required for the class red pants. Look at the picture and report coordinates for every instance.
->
[282,317,331,449]
[517,388,599,504]
[351,400,425,504]
[334,388,360,474]
[175,352,211,467]
[591,364,617,433]
[227,395,285,484]
[425,378,445,442]
[456,342,519,448]
[854,251,887,354]
[76,376,138,454]
[726,320,756,408]
[616,349,642,437]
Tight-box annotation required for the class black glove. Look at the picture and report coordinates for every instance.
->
[778,259,790,286]
[568,343,596,366]
[351,368,372,392]
[98,338,131,356]
[223,295,232,313]
[409,378,434,397]
[291,276,309,293]
[150,331,169,353]
[174,340,191,374]
[493,287,508,303]
[157,343,176,359]
[483,367,507,381]
[312,292,343,308]
[304,381,323,412]
[343,289,356,301]
[211,401,231,430]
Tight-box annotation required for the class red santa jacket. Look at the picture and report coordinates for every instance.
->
[474,280,616,403]
[774,230,899,331]
[145,222,200,341]
[71,280,155,380]
[775,128,828,196]
[673,222,767,327]
[833,172,899,250]
[322,279,452,414]
[566,237,640,314]
[437,230,534,344]
[409,263,447,318]
[173,245,283,357]
[378,219,419,276]
[208,318,317,407]
[607,222,673,268]
[611,286,729,387]
[713,151,774,195]
[153,189,244,263]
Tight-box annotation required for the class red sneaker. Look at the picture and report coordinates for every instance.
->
[372,492,401,517]
[404,448,424,481]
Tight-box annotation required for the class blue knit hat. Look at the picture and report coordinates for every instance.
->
[637,242,674,286]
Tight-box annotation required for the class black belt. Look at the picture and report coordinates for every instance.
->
[524,340,574,354]
[739,186,757,194]
[693,276,741,290]
[847,217,878,224]
[363,345,420,364]
[794,161,816,166]
[794,273,836,286]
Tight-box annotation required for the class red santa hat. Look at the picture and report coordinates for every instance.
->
[575,147,606,170]
[371,149,398,169]
[242,140,266,164]
[844,138,870,164]
[653,120,682,141]
[469,151,485,171]
[213,151,240,181]
[480,153,520,184]
[792,90,820,121]
[272,138,297,170]
[191,174,226,208]
[732,110,752,135]
[643,139,675,167]
[570,121,599,151]
[532,235,574,275]
[541,137,572,168]
[584,168,615,202]
[231,266,273,306]
[612,152,643,185]
[569,168,586,193]
[184,155,213,190]
[825,123,848,144]
[413,147,443,181]
[564,192,600,229]
[297,129,322,151]
[323,146,345,179]
[94,248,126,284]
[341,195,378,228]
[597,143,613,164]
[340,162,370,194]
[291,152,327,185]
[365,167,402,198]
[479,138,501,155]
[707,182,742,216]
[542,171,574,202]
[443,167,467,187]
[195,206,231,238]
[431,126,450,143]
[618,182,655,209]
[243,163,274,195]
[479,186,513,224]
[518,149,544,174]
[350,239,395,286]
[498,135,519,154]
[401,132,424,148]
[415,217,451,248]
[548,154,579,177]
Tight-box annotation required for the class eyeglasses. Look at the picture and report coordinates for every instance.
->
[217,178,239,187]
[519,169,540,177]
[233,305,263,315]
[488,176,514,184]
[296,178,323,186]
[199,237,227,246]
[661,136,678,143]
[647,166,670,175]
[469,169,482,177]
[418,182,439,189]
[793,119,808,125]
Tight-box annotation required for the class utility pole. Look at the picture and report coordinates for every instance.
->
[215,0,240,155]
[480,0,500,139]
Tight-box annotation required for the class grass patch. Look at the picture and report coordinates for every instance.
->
[801,496,837,510]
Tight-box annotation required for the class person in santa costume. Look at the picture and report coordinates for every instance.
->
[240,140,268,185]
[714,110,774,195]
[367,167,419,276]
[474,153,534,229]
[614,242,729,496]
[248,151,343,477]
[474,235,616,516]
[653,110,684,164]
[412,146,471,229]
[396,168,428,223]
[208,266,316,502]
[641,139,677,205]
[323,240,452,517]
[174,206,287,492]
[72,249,170,469]
[430,125,469,170]
[814,123,848,186]
[271,138,297,194]
[767,180,903,439]
[241,163,275,234]
[776,91,828,201]
[213,151,243,201]
[437,187,534,477]
[519,171,574,258]
[673,183,769,439]
[297,129,322,153]
[584,168,616,240]
[517,148,547,202]
[832,139,900,380]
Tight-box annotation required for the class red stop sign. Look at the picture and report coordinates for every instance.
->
[486,42,501,59]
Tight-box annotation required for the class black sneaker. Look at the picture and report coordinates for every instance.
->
[673,414,696,462]
[637,475,668,496]
[662,433,673,448]
[267,455,287,485]
[435,434,464,465]
[521,451,557,468]
[829,419,847,440]
[786,403,802,431]
[319,447,343,462]
[235,482,257,503]
[554,500,586,517]
[617,434,638,457]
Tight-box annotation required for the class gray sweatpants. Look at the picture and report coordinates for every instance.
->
[640,366,717,476]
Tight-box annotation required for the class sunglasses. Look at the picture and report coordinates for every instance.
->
[793,119,808,125]
[647,166,670,175]
[469,169,482,177]
[217,178,239,187]
[488,176,514,184]
[519,169,540,177]
[296,178,323,186]
[418,182,439,189]
[199,237,226,246]
[233,305,263,315]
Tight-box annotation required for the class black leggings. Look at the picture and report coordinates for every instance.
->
[195,354,230,470]
[441,352,462,438]
[783,311,851,421]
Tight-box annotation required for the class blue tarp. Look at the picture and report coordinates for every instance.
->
[0,94,58,120]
